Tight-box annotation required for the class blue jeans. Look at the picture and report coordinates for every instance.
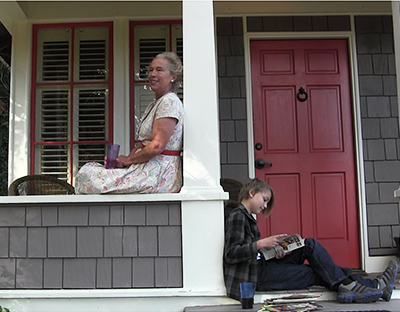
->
[257,238,377,291]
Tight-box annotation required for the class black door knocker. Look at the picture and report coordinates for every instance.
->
[297,87,308,102]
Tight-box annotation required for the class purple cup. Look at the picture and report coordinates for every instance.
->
[105,144,120,169]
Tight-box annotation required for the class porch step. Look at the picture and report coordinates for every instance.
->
[184,288,400,312]
[183,268,400,312]
[255,284,400,303]
[256,270,400,302]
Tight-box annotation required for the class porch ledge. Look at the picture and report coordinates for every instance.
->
[0,287,227,299]
[0,185,229,204]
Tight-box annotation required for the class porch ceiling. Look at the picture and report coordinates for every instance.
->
[16,1,182,20]
[213,1,392,15]
[10,1,393,21]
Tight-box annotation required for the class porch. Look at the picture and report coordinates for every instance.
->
[185,300,400,312]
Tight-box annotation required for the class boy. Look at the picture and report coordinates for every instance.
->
[223,178,398,303]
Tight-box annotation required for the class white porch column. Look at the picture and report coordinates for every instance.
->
[180,0,228,295]
[181,0,222,193]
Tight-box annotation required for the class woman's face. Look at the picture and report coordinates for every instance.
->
[148,57,176,99]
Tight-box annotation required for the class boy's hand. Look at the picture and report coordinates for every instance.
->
[274,247,291,259]
[274,246,285,259]
[257,234,288,250]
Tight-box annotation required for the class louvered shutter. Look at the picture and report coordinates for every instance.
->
[73,87,108,169]
[35,87,70,179]
[34,25,111,181]
[172,25,183,100]
[73,27,109,171]
[37,28,71,83]
[74,27,109,82]
[172,24,183,60]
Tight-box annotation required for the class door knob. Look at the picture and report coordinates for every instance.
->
[255,158,272,169]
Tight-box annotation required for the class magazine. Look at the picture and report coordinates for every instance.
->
[259,234,305,260]
[259,302,322,312]
[259,294,323,312]
[265,294,322,304]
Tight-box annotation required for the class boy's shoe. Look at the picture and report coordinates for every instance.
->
[337,281,383,303]
[375,259,398,301]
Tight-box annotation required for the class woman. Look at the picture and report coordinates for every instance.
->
[75,52,183,194]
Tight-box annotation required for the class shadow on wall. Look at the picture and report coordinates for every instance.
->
[395,237,400,258]
[0,62,10,196]
[0,22,11,196]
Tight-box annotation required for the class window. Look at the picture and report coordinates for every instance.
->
[129,21,182,148]
[31,22,113,183]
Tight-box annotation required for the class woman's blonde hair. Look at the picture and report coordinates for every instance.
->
[155,52,183,92]
[238,178,275,217]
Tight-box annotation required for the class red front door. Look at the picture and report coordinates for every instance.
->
[251,39,360,268]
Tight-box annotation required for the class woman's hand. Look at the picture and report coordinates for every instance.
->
[257,234,287,250]
[115,154,134,167]
[104,142,143,168]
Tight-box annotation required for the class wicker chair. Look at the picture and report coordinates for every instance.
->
[8,175,75,196]
[220,178,243,202]
[220,178,243,218]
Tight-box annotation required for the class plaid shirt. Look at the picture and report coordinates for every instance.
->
[223,204,260,300]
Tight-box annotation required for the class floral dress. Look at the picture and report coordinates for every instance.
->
[75,92,183,194]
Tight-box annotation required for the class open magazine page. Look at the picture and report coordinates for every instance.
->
[259,234,305,260]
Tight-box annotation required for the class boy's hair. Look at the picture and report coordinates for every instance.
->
[238,178,275,217]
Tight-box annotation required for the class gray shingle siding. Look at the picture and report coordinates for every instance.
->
[0,202,182,289]
[355,15,400,256]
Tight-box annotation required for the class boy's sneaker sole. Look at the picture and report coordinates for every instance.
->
[382,283,393,302]
[377,259,398,302]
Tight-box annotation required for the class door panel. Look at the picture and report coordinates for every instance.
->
[251,39,360,268]
[258,174,302,236]
[309,87,342,151]
[263,87,297,152]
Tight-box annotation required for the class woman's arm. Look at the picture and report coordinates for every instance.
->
[116,117,177,167]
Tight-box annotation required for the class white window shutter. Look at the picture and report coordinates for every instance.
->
[74,26,109,82]
[37,28,71,83]
[34,25,111,181]
[34,87,70,179]
[73,87,108,169]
